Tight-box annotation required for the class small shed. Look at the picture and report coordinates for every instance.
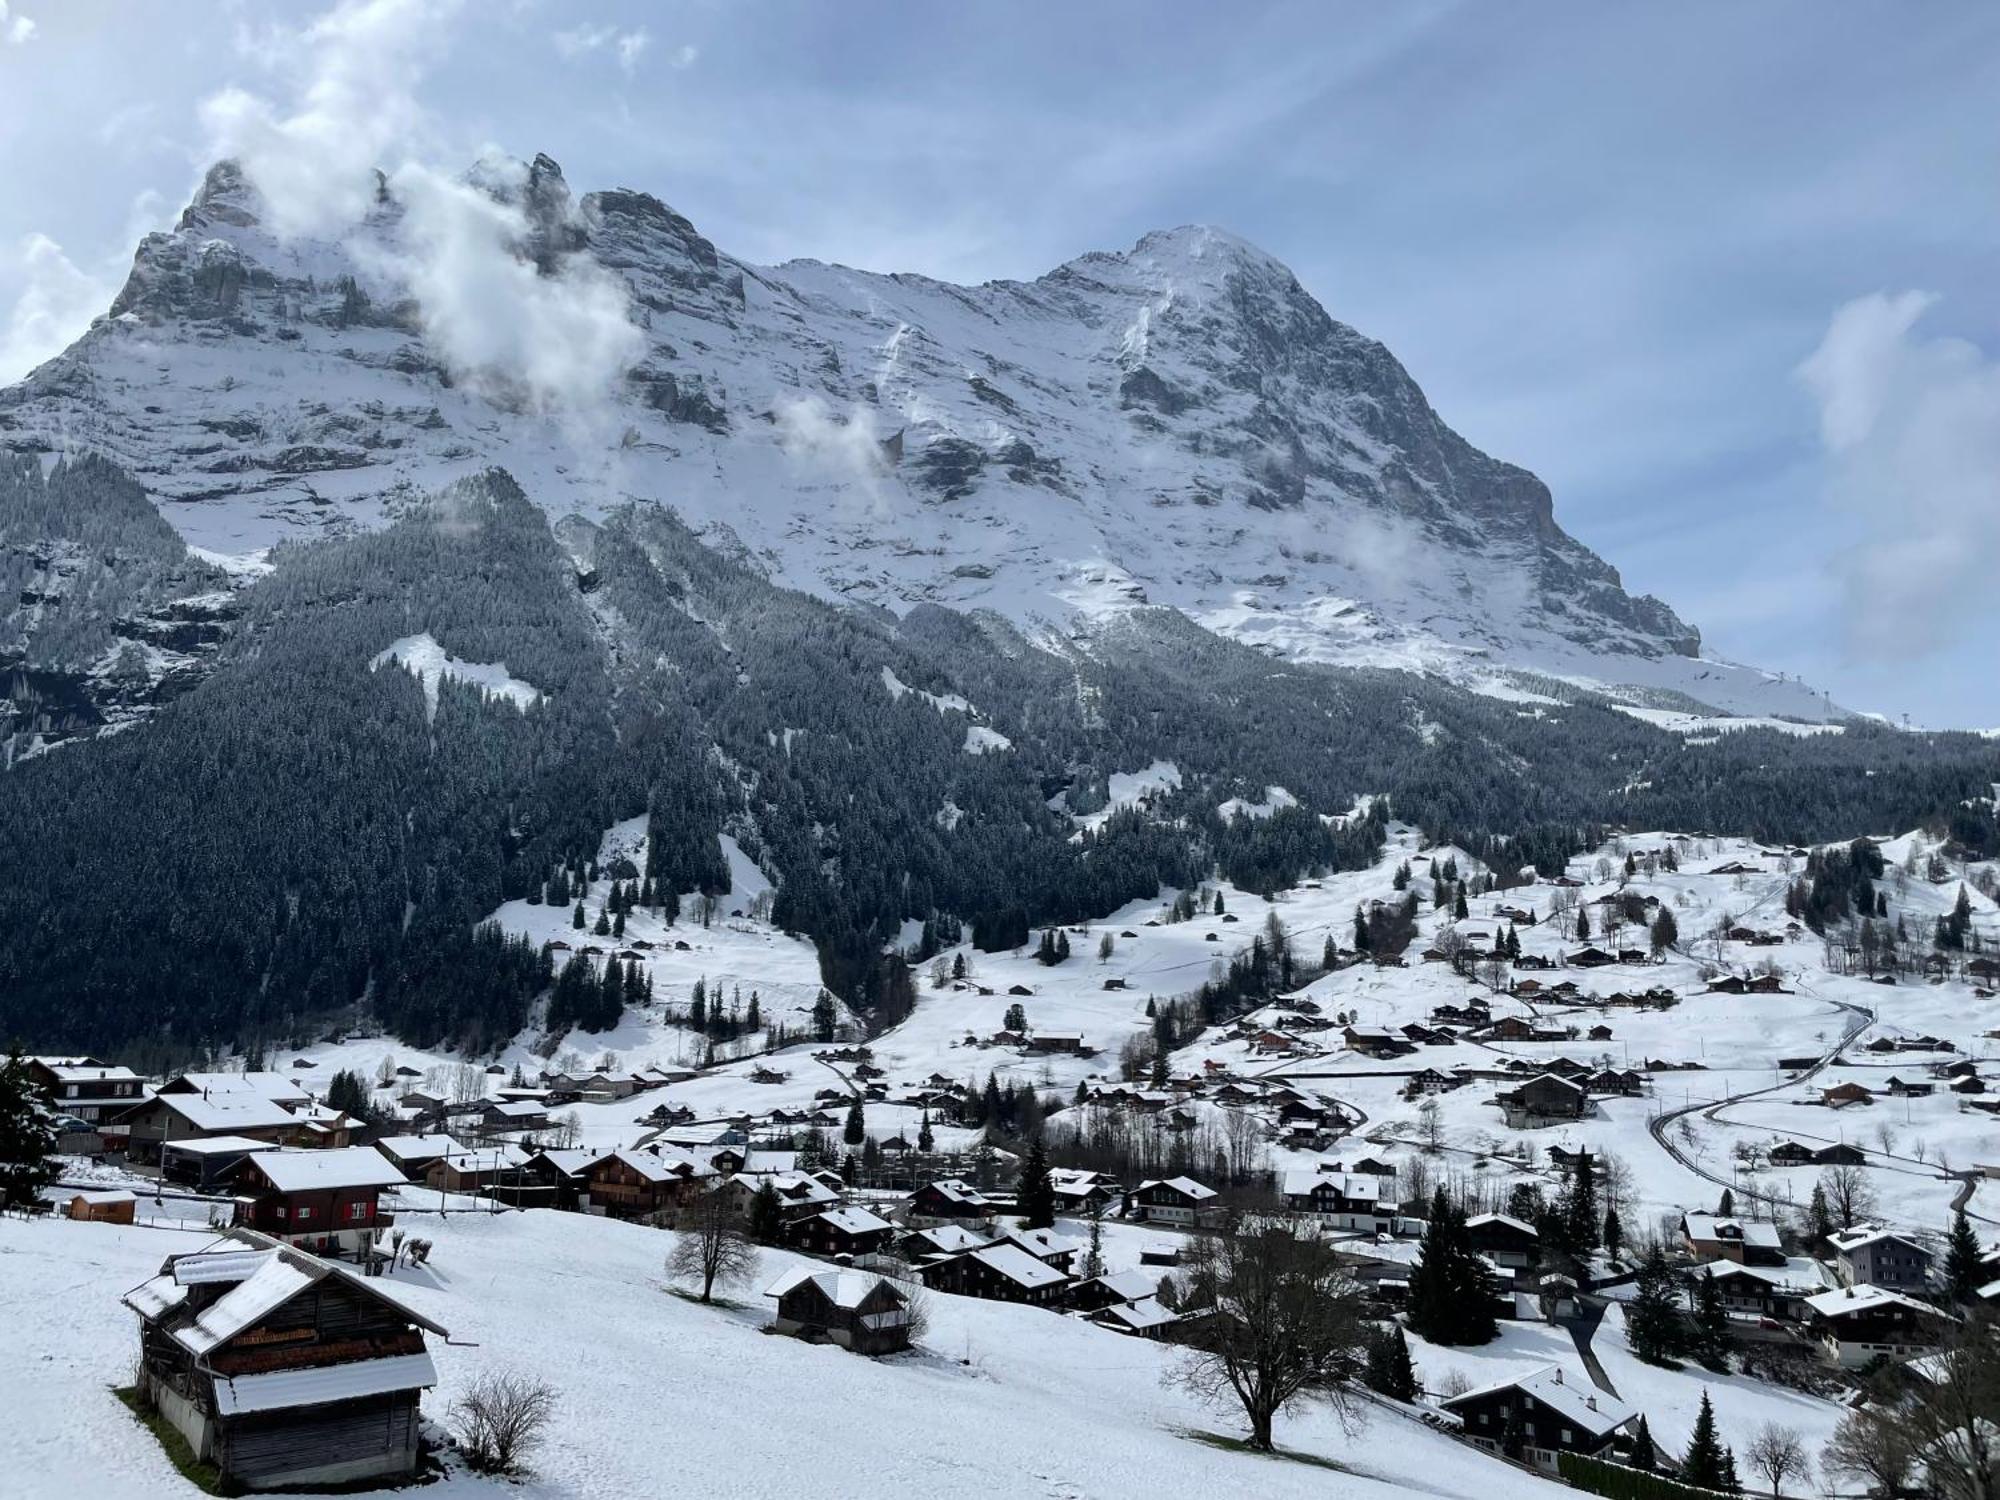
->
[69,1188,137,1224]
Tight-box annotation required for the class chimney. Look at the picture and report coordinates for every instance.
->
[1586,1396,1598,1411]
[1553,1368,1563,1384]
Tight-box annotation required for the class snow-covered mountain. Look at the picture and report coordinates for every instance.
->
[0,154,1833,721]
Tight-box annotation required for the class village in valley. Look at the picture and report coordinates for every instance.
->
[5,809,2000,1499]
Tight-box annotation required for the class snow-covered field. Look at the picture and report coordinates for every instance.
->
[0,1209,1569,1500]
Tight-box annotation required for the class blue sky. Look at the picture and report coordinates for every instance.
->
[2,0,1995,724]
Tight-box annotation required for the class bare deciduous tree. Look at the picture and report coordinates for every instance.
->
[664,1189,759,1303]
[1820,1163,1878,1230]
[451,1370,557,1475]
[1168,1220,1366,1451]
[1822,1408,1916,1498]
[1746,1423,1811,1497]
[1900,1323,2000,1500]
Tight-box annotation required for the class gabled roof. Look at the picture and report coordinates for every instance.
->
[161,1072,310,1106]
[810,1205,893,1236]
[1074,1269,1159,1303]
[1442,1364,1634,1437]
[1134,1176,1217,1202]
[964,1243,1068,1289]
[124,1233,448,1356]
[904,1224,993,1255]
[373,1133,463,1164]
[242,1147,408,1193]
[1803,1284,1950,1321]
[765,1265,905,1311]
[1095,1296,1178,1331]
[1828,1225,1933,1258]
[1466,1212,1538,1237]
[1682,1213,1782,1250]
[1003,1226,1080,1259]
[142,1090,299,1133]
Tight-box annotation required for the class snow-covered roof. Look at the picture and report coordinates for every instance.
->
[175,1256,319,1355]
[765,1266,904,1311]
[67,1189,136,1205]
[1803,1285,1948,1320]
[35,1061,142,1085]
[906,1224,992,1255]
[1136,1176,1217,1202]
[968,1243,1068,1289]
[1828,1225,1931,1257]
[166,1071,309,1104]
[1096,1297,1178,1332]
[1003,1226,1080,1258]
[212,1351,439,1416]
[373,1133,463,1163]
[1682,1213,1781,1250]
[1077,1269,1159,1303]
[1442,1364,1634,1436]
[1281,1170,1380,1202]
[1467,1212,1538,1236]
[148,1091,298,1133]
[813,1206,893,1236]
[482,1099,547,1119]
[244,1147,408,1193]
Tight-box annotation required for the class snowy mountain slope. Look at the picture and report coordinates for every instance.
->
[0,1211,1572,1500]
[0,154,1832,721]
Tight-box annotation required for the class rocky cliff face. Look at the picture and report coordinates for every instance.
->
[0,154,1830,719]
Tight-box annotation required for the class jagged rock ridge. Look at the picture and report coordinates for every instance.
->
[0,154,1831,720]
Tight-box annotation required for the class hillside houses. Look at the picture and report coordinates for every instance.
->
[1680,1212,1784,1267]
[1281,1169,1396,1230]
[1827,1226,1934,1292]
[1802,1285,1954,1368]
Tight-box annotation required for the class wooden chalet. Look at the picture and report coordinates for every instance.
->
[765,1268,912,1354]
[1466,1213,1541,1269]
[1066,1269,1160,1315]
[906,1178,995,1221]
[1496,1073,1591,1128]
[1680,1212,1784,1267]
[226,1149,408,1259]
[25,1055,145,1124]
[1441,1365,1635,1474]
[67,1188,137,1223]
[1803,1285,1953,1369]
[919,1243,1069,1305]
[581,1147,710,1219]
[788,1206,896,1258]
[1121,1176,1222,1228]
[123,1232,447,1491]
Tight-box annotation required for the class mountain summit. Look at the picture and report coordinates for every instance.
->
[0,153,1826,718]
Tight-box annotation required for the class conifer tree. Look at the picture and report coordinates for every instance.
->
[1681,1391,1728,1490]
[1018,1139,1055,1229]
[1628,1414,1657,1472]
[918,1110,934,1153]
[844,1096,865,1147]
[1628,1244,1685,1365]
[571,900,586,930]
[1943,1209,1984,1302]
[1454,886,1469,920]
[0,1047,58,1211]
[748,1179,783,1244]
[1690,1272,1732,1370]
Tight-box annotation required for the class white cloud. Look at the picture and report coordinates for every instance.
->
[368,159,645,414]
[0,1,35,45]
[773,394,892,514]
[0,234,113,384]
[1797,292,2000,661]
[553,23,651,74]
[200,0,459,239]
[669,43,697,70]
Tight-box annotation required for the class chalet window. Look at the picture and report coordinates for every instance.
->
[66,1084,78,1097]
[1562,1428,1573,1444]
[348,1201,368,1221]
[295,1205,312,1221]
